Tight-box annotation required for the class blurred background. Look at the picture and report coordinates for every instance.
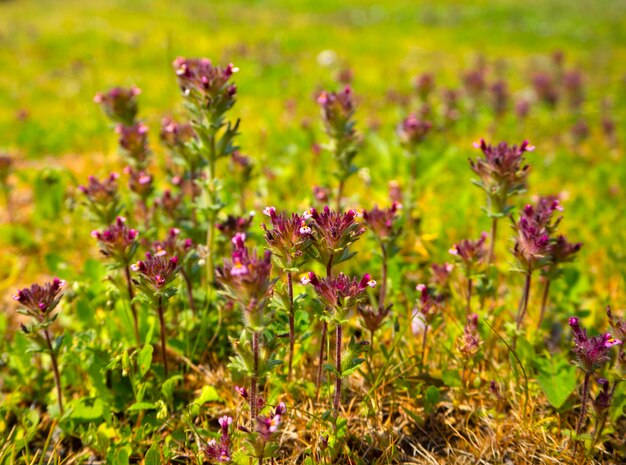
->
[0,0,625,309]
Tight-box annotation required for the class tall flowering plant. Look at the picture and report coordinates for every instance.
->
[469,139,534,263]
[13,278,66,414]
[131,251,180,377]
[92,216,141,345]
[216,233,279,428]
[302,272,375,420]
[173,57,239,291]
[304,206,366,394]
[317,86,360,209]
[261,206,313,378]
[78,173,122,225]
[449,232,488,316]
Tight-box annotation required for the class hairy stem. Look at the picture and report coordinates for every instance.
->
[157,296,169,378]
[124,264,141,346]
[537,278,551,329]
[181,268,196,313]
[333,324,343,420]
[251,331,259,426]
[466,277,473,317]
[316,255,334,399]
[574,372,591,455]
[43,329,64,414]
[378,243,388,311]
[488,217,498,265]
[287,271,295,380]
[515,269,532,330]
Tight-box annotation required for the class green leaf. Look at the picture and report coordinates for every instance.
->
[442,369,462,388]
[423,386,440,414]
[145,444,161,465]
[138,344,153,377]
[536,355,577,409]
[193,385,220,405]
[128,402,158,411]
[67,397,106,422]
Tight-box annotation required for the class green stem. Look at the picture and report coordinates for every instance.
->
[251,331,259,427]
[287,271,295,380]
[43,329,64,414]
[124,264,141,346]
[537,278,551,329]
[333,324,343,420]
[157,296,169,378]
[488,217,498,265]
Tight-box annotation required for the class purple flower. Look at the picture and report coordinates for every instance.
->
[414,73,435,101]
[152,228,193,260]
[532,72,559,108]
[255,413,282,441]
[458,313,481,358]
[116,123,150,167]
[303,271,375,315]
[317,86,355,140]
[362,203,400,241]
[607,306,626,342]
[397,115,432,152]
[216,235,273,327]
[13,277,65,319]
[462,68,486,98]
[307,206,366,265]
[131,252,180,293]
[78,173,121,223]
[449,232,488,274]
[489,80,509,118]
[94,86,141,125]
[569,317,622,372]
[430,263,454,291]
[522,196,563,232]
[124,166,154,200]
[469,139,533,215]
[92,216,139,264]
[160,117,196,151]
[204,415,233,463]
[261,208,313,267]
[512,216,551,271]
[173,57,237,105]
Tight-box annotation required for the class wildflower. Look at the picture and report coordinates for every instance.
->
[0,154,14,185]
[160,117,196,151]
[317,85,355,140]
[131,252,180,293]
[449,232,488,275]
[397,115,432,153]
[116,123,150,168]
[563,69,584,111]
[234,385,265,409]
[307,206,366,267]
[515,98,531,119]
[303,271,375,317]
[216,235,273,328]
[512,215,551,271]
[152,228,193,259]
[414,72,435,101]
[571,119,590,144]
[522,196,563,231]
[13,277,65,320]
[469,139,533,216]
[173,57,237,107]
[606,306,626,342]
[204,415,233,463]
[458,313,481,358]
[91,216,139,264]
[256,413,282,441]
[125,166,154,200]
[94,86,141,125]
[490,80,509,118]
[154,189,184,219]
[569,317,622,372]
[362,203,400,241]
[532,72,559,108]
[78,173,121,224]
[430,263,454,292]
[313,185,329,203]
[462,68,486,99]
[261,208,313,268]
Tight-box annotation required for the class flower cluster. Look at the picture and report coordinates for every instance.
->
[511,215,551,271]
[430,263,454,294]
[362,203,400,241]
[204,416,233,463]
[216,233,273,328]
[78,173,121,224]
[521,195,563,233]
[131,252,180,294]
[302,272,375,318]
[94,86,141,126]
[256,402,286,441]
[397,115,432,153]
[458,313,481,358]
[13,277,65,320]
[160,117,196,151]
[261,207,313,268]
[125,166,154,200]
[116,123,150,168]
[306,206,366,267]
[173,57,237,110]
[317,86,356,141]
[91,216,139,264]
[152,228,193,260]
[469,139,533,216]
[569,317,622,372]
[449,232,488,275]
